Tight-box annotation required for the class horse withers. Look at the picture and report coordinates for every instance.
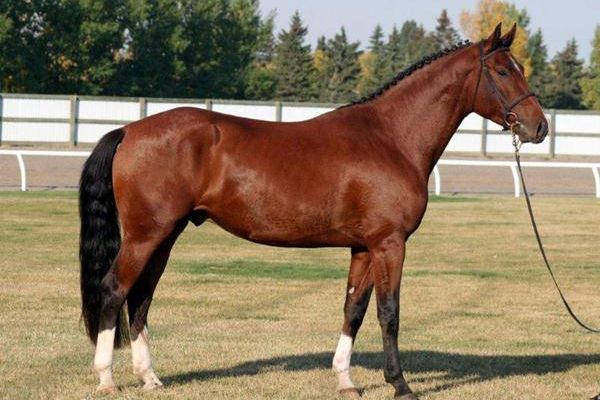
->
[79,24,547,399]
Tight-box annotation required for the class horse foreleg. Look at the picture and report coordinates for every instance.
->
[127,221,186,390]
[371,235,416,400]
[333,248,374,398]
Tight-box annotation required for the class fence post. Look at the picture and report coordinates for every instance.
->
[69,95,78,147]
[275,101,282,122]
[0,93,3,147]
[139,97,147,119]
[205,99,213,111]
[549,109,556,158]
[481,118,488,156]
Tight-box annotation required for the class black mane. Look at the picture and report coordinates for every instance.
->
[343,40,472,108]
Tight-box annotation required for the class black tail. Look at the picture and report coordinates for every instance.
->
[79,128,128,348]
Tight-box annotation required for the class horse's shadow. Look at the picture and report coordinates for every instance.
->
[162,350,600,395]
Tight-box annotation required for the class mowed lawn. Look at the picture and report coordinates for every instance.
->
[0,192,599,400]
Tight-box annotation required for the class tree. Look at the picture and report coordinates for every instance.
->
[272,11,315,101]
[357,25,388,97]
[547,39,585,109]
[116,0,186,97]
[384,21,436,77]
[323,27,362,103]
[433,9,461,50]
[527,29,553,107]
[460,0,531,76]
[312,36,330,101]
[582,25,600,110]
[176,0,262,99]
[0,0,125,94]
[245,10,277,99]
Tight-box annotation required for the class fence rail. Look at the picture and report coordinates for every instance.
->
[1,93,600,156]
[2,149,599,197]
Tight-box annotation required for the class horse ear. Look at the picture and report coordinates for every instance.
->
[485,23,503,51]
[501,23,517,48]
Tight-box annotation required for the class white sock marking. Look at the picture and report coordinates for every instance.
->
[332,333,355,390]
[94,327,116,388]
[131,326,162,388]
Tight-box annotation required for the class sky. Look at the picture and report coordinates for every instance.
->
[258,0,599,63]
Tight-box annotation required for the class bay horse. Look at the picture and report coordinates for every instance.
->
[79,24,547,399]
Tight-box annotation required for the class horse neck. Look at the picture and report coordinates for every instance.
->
[370,48,477,175]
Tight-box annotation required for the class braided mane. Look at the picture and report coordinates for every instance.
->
[342,40,473,108]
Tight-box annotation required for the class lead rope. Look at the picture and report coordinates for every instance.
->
[510,127,600,333]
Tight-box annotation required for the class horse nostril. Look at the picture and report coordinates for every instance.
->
[537,120,548,138]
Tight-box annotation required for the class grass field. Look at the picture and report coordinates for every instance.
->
[0,192,599,400]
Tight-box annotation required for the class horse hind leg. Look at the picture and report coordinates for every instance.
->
[93,223,181,393]
[333,247,374,398]
[127,220,186,390]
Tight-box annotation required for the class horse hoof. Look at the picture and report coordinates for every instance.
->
[143,381,164,391]
[95,384,117,394]
[338,387,361,399]
[395,393,418,400]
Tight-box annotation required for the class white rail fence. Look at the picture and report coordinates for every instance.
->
[1,93,600,157]
[1,149,599,197]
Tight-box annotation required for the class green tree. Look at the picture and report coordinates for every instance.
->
[0,0,125,94]
[176,0,262,98]
[245,11,277,100]
[527,29,553,107]
[272,11,315,101]
[433,9,461,50]
[116,0,185,97]
[312,36,331,101]
[358,24,388,97]
[385,20,436,77]
[582,26,600,110]
[0,2,28,91]
[323,27,362,103]
[547,39,585,109]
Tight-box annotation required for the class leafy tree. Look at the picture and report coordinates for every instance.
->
[433,9,461,50]
[0,2,28,92]
[176,0,262,99]
[547,39,585,109]
[0,0,125,94]
[582,25,600,110]
[323,27,362,103]
[527,29,553,107]
[245,11,277,100]
[272,11,315,101]
[460,0,532,76]
[116,0,185,97]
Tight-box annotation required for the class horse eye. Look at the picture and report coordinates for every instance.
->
[498,69,509,77]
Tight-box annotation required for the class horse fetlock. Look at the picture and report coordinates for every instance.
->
[95,365,115,393]
[140,370,163,390]
[338,387,361,399]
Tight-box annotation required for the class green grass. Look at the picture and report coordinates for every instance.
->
[0,192,599,400]
[177,260,347,280]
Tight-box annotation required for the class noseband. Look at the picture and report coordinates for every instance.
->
[472,41,536,132]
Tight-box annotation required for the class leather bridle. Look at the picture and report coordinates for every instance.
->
[472,41,536,130]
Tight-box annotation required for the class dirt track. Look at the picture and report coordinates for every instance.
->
[0,148,598,196]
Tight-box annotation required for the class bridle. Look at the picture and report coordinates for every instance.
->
[471,41,536,141]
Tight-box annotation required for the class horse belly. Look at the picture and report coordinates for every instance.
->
[206,197,360,248]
